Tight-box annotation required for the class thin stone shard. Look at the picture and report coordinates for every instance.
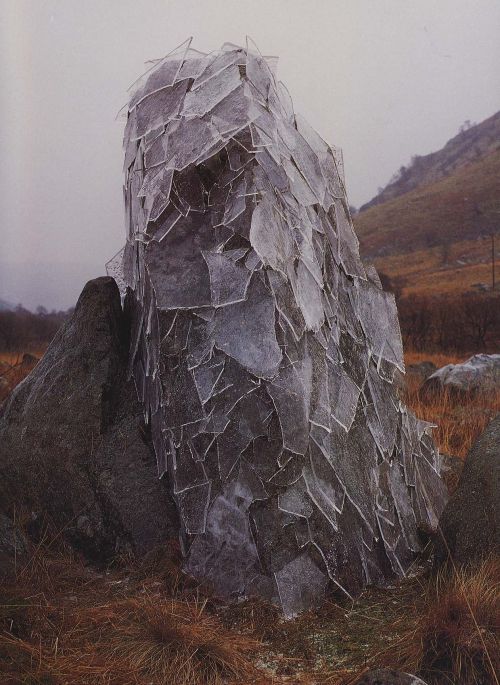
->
[274,552,329,619]
[213,274,282,378]
[202,250,252,307]
[181,64,241,118]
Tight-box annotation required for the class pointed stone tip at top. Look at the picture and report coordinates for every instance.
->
[75,276,122,318]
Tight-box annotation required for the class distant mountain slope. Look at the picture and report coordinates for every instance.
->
[355,147,500,259]
[360,111,500,212]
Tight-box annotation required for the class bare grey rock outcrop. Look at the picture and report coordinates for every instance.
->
[0,44,449,613]
[0,277,178,562]
[423,354,500,394]
[0,513,29,580]
[436,414,500,565]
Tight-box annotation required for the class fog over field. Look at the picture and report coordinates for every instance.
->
[1,0,500,309]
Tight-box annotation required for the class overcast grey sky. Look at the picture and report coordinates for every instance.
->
[1,0,500,309]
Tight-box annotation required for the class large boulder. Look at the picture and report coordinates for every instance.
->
[423,354,500,394]
[436,414,500,565]
[0,277,177,563]
[110,41,448,614]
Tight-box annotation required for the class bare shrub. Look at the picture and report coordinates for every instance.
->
[398,293,500,353]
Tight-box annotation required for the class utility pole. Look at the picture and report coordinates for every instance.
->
[474,202,497,291]
[493,232,496,291]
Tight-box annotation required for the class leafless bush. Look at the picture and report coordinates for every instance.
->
[398,293,500,353]
[0,307,70,352]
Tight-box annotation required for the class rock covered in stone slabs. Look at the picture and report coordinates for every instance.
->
[111,39,448,616]
[0,277,178,560]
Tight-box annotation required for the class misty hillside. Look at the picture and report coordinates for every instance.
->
[355,147,500,259]
[360,110,500,212]
[354,112,500,297]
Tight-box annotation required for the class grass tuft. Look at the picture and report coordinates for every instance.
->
[393,558,500,685]
[0,536,264,685]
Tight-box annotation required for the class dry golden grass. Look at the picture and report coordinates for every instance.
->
[1,540,265,685]
[225,560,500,685]
[97,597,263,685]
[2,531,341,684]
[0,348,46,404]
[371,237,498,297]
[404,350,466,369]
[402,351,500,459]
[0,347,47,366]
[390,558,500,685]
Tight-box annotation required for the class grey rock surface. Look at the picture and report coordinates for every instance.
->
[0,513,29,580]
[436,414,500,565]
[110,41,448,615]
[424,354,500,394]
[356,670,428,685]
[0,277,178,560]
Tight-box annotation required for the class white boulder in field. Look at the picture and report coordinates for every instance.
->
[425,354,500,393]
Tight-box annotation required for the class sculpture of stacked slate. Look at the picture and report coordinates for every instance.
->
[107,39,447,617]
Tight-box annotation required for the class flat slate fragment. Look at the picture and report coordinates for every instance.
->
[110,40,448,615]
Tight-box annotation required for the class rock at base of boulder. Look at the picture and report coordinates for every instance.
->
[0,277,178,562]
[356,670,428,685]
[436,415,499,565]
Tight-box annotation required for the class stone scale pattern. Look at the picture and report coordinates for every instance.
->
[107,39,447,616]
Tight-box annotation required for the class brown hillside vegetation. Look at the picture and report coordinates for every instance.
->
[371,237,498,297]
[398,293,499,352]
[360,110,500,211]
[355,148,500,261]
